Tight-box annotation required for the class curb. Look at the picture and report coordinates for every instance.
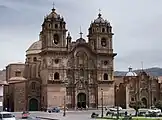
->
[37,116,59,120]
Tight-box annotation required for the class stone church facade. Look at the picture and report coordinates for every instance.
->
[4,7,117,111]
[115,67,161,109]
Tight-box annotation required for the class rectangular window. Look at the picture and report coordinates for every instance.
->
[31,82,36,90]
[15,71,21,77]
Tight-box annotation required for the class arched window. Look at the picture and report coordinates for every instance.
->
[33,57,37,62]
[101,38,107,47]
[53,34,59,44]
[102,28,105,32]
[76,51,88,67]
[103,73,108,80]
[54,72,59,79]
[55,24,58,28]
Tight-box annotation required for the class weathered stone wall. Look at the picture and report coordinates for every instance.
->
[98,83,114,107]
[41,85,47,109]
[14,82,26,111]
[47,85,65,107]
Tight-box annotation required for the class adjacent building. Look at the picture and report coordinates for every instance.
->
[115,67,160,109]
[0,69,7,111]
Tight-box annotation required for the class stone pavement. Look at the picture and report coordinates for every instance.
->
[13,110,102,120]
[12,109,136,120]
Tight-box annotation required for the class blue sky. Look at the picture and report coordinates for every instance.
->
[0,0,162,71]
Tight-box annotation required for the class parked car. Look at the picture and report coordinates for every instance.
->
[22,111,30,119]
[48,107,60,113]
[0,112,16,120]
[109,106,122,111]
[148,108,161,113]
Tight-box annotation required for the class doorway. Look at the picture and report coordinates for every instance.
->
[77,93,86,108]
[141,97,147,108]
[29,98,38,111]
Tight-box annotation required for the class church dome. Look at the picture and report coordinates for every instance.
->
[125,67,137,77]
[76,38,86,44]
[26,40,42,55]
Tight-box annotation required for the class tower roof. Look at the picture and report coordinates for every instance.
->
[44,6,64,21]
[46,8,60,19]
[93,10,109,24]
[94,13,106,23]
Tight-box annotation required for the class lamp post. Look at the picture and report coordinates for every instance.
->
[63,95,66,116]
[101,88,103,118]
[115,84,119,119]
[117,105,119,119]
[63,79,68,117]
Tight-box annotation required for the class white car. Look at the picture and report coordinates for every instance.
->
[109,106,122,111]
[0,112,16,120]
[148,108,161,113]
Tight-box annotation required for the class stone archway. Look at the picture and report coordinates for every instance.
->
[29,98,38,111]
[141,97,147,108]
[77,93,86,108]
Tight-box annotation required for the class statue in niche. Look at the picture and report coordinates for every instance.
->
[42,59,47,68]
[47,57,52,66]
[77,80,84,90]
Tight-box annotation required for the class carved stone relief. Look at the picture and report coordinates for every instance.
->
[90,95,95,103]
[66,96,71,104]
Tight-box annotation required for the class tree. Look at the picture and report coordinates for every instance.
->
[129,101,143,116]
[155,100,162,110]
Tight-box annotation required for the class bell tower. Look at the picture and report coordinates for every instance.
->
[41,6,67,50]
[87,11,113,54]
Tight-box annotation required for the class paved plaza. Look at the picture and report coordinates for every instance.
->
[12,109,136,120]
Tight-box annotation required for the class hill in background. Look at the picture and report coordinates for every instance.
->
[114,67,162,77]
[1,67,162,80]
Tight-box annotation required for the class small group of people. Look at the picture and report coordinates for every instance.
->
[75,105,88,110]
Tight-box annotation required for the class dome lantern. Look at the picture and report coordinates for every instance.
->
[125,66,137,77]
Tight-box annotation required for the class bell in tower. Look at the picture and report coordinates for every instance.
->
[87,10,114,53]
[41,6,67,50]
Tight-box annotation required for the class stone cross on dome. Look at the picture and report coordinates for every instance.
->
[52,2,55,11]
[79,26,83,38]
[98,8,102,17]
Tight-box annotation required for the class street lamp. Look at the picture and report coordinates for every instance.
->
[115,85,119,120]
[101,88,103,118]
[63,95,66,116]
[63,79,68,117]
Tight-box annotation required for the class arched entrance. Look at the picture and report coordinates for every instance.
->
[29,98,38,111]
[77,93,86,108]
[141,97,147,108]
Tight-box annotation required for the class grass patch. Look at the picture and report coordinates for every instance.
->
[96,116,162,120]
[132,117,162,120]
[96,116,123,120]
